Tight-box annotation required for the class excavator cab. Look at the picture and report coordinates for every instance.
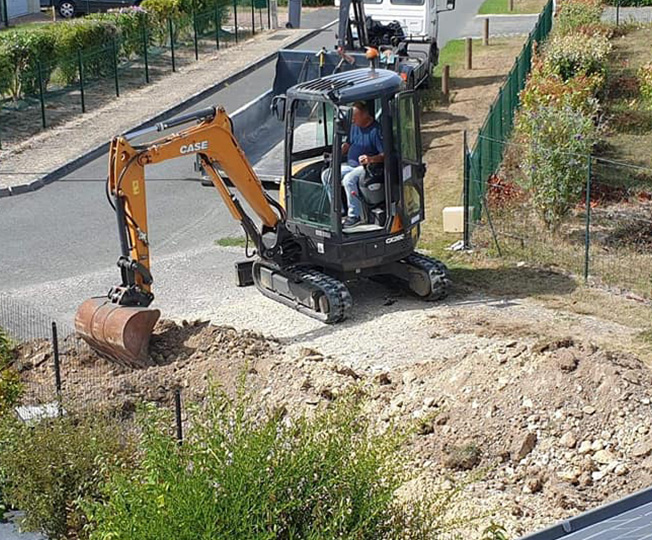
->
[277,68,426,273]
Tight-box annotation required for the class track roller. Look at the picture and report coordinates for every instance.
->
[252,260,353,323]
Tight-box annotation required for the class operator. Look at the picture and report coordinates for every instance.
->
[323,101,384,227]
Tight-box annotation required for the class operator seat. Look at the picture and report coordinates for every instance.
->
[359,163,386,226]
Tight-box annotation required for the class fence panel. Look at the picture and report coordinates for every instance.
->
[465,0,554,228]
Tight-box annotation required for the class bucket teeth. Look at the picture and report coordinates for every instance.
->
[75,298,161,369]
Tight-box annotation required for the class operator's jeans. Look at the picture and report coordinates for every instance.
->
[322,164,365,219]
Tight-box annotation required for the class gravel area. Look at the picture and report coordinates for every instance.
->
[0,28,311,191]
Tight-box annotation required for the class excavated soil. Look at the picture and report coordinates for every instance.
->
[12,315,652,538]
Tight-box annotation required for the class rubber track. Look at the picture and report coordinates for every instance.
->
[253,261,353,324]
[404,252,452,301]
[287,266,353,323]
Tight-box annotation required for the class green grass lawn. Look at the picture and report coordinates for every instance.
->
[215,237,247,248]
[478,0,546,14]
[433,38,473,77]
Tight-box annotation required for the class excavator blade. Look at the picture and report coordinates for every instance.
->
[74,298,161,369]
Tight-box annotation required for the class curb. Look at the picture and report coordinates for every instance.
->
[0,20,336,199]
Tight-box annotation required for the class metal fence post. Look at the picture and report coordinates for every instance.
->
[169,17,176,71]
[463,130,471,249]
[616,0,620,26]
[112,37,120,97]
[583,155,592,282]
[193,10,199,60]
[234,0,239,43]
[251,0,255,34]
[214,5,220,49]
[267,0,270,29]
[142,17,150,83]
[497,88,503,148]
[52,322,62,412]
[77,49,86,113]
[36,60,47,129]
[1,0,9,27]
[174,388,183,445]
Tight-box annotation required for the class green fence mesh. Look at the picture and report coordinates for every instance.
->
[466,0,554,222]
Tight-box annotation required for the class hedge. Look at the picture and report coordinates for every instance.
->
[0,0,231,102]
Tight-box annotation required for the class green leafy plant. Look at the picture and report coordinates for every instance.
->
[520,61,603,114]
[542,33,611,81]
[555,0,604,35]
[0,27,57,100]
[638,63,652,109]
[481,522,509,540]
[515,103,598,230]
[50,19,119,86]
[0,412,136,540]
[140,0,187,45]
[0,327,21,417]
[85,388,449,539]
[88,8,148,58]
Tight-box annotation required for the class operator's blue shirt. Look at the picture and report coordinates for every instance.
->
[347,121,383,167]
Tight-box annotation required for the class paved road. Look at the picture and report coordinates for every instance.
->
[0,1,484,302]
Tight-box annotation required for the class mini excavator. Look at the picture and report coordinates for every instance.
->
[75,66,451,368]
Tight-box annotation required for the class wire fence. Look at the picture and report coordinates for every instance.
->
[460,0,652,298]
[465,137,652,299]
[465,0,553,228]
[0,0,271,150]
[0,293,116,409]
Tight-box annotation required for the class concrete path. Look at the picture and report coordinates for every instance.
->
[464,13,540,38]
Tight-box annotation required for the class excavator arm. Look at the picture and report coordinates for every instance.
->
[76,106,293,368]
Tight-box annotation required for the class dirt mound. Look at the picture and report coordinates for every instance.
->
[13,315,652,537]
[15,319,280,408]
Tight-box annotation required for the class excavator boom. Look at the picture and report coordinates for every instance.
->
[76,107,287,367]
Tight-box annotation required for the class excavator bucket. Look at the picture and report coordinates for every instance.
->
[75,298,161,369]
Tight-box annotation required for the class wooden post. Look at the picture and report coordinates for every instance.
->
[51,5,56,21]
[442,64,450,96]
[483,18,489,46]
[465,37,472,70]
[509,0,514,11]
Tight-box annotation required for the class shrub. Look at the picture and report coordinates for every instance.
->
[556,0,604,34]
[521,62,603,114]
[515,103,598,230]
[0,328,22,416]
[639,63,652,109]
[50,19,119,86]
[87,7,147,58]
[0,47,12,98]
[85,389,447,539]
[0,412,136,540]
[141,0,190,44]
[0,27,57,100]
[542,33,612,81]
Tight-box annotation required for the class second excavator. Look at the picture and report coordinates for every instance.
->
[75,66,451,367]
